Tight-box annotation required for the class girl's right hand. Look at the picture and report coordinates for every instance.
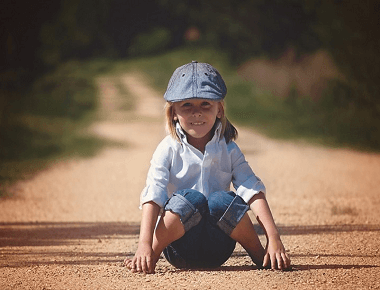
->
[124,243,156,274]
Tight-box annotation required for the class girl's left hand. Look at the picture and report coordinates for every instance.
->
[263,236,291,270]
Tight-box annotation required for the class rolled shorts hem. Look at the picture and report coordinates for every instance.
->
[216,195,249,235]
[164,193,203,232]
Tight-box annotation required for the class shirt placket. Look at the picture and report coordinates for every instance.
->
[201,150,213,197]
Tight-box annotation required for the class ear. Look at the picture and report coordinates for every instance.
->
[216,102,224,119]
[171,105,178,121]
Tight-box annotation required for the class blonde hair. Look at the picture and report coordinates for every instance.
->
[165,101,238,143]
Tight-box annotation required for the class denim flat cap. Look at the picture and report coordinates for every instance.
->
[164,61,227,102]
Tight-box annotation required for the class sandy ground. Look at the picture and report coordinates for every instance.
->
[1,72,380,290]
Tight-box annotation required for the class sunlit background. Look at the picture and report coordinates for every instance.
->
[1,0,379,193]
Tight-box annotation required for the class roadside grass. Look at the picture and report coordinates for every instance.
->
[113,47,380,151]
[0,60,127,197]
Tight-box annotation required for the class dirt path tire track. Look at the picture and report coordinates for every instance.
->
[1,73,380,289]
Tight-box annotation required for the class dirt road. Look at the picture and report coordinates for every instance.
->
[1,72,380,289]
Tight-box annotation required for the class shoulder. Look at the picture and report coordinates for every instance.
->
[224,140,247,164]
[225,140,243,154]
[158,135,181,149]
[153,135,181,158]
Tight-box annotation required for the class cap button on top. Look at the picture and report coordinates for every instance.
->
[192,60,198,63]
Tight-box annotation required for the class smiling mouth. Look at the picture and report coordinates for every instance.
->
[191,122,205,125]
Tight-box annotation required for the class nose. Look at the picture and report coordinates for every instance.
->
[191,106,202,116]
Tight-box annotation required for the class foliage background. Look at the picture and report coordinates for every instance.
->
[1,0,379,194]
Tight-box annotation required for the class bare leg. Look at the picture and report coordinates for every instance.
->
[125,211,185,271]
[152,211,185,260]
[229,212,266,267]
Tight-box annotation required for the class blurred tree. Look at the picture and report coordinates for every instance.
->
[1,1,61,135]
[105,0,182,57]
[315,0,380,112]
[39,0,115,66]
[37,0,177,63]
[128,27,172,57]
[0,0,60,71]
[158,0,320,62]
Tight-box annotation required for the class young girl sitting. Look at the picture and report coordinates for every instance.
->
[124,61,291,273]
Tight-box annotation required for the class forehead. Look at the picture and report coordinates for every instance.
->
[176,99,218,105]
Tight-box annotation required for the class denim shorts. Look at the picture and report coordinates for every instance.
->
[163,189,249,269]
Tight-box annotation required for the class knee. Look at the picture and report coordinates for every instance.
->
[164,189,207,232]
[173,189,207,213]
[208,191,236,220]
[208,191,249,236]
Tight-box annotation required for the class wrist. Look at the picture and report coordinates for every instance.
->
[267,232,280,240]
[138,238,153,247]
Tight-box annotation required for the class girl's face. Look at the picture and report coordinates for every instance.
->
[173,99,223,143]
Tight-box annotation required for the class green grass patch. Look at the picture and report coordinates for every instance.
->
[0,59,126,197]
[230,83,380,151]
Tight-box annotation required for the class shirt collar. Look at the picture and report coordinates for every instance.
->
[175,120,223,144]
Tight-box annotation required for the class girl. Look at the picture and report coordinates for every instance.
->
[124,61,290,273]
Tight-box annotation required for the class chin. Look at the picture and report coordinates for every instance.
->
[187,131,206,138]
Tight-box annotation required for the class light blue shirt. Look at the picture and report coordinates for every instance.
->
[140,122,266,208]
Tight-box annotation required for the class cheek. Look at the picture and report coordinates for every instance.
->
[209,109,220,120]
[177,115,187,126]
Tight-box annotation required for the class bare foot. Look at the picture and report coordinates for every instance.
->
[123,256,158,274]
[123,258,134,271]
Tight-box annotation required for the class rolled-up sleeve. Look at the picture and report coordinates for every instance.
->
[140,137,173,209]
[230,143,266,204]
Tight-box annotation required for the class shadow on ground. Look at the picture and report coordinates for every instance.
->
[1,222,379,270]
[0,222,139,247]
[3,222,378,248]
[257,224,380,235]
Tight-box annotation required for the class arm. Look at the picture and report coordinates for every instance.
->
[229,143,290,269]
[126,138,175,273]
[249,192,291,270]
[124,201,160,274]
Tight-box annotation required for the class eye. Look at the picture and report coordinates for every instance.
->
[201,101,211,107]
[181,102,192,107]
